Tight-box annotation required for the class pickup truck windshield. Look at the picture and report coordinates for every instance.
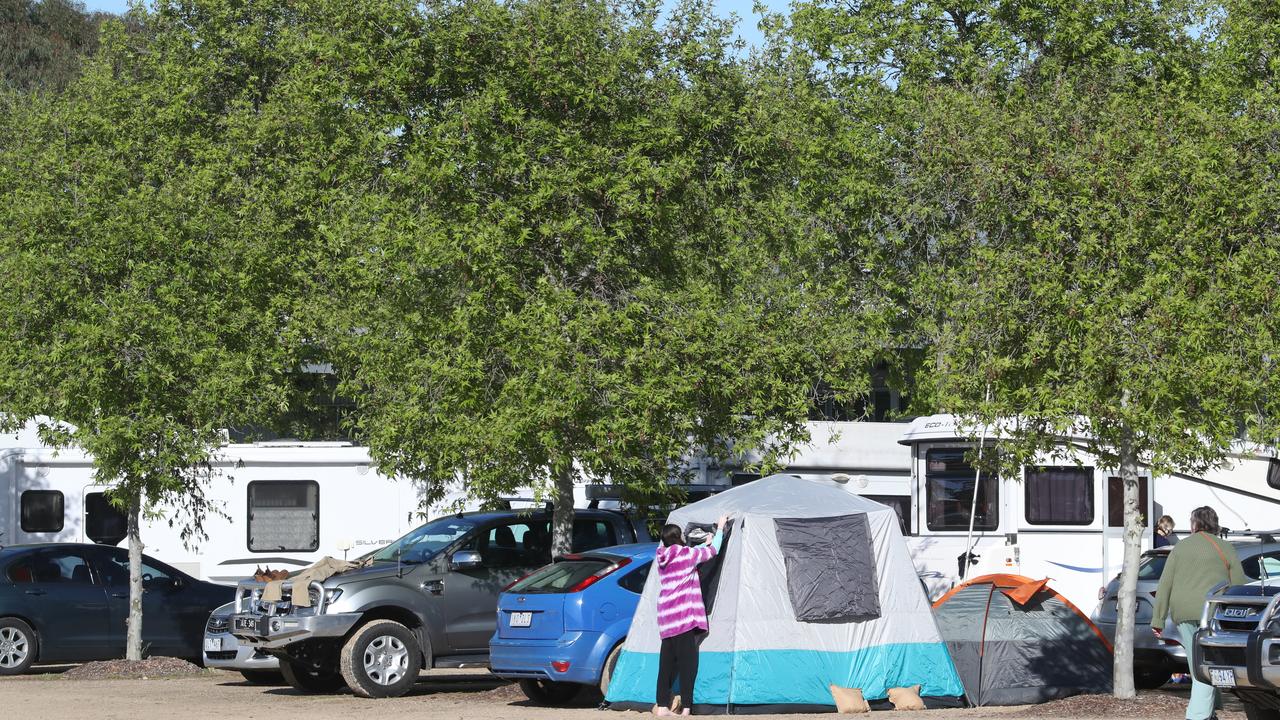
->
[372,518,476,564]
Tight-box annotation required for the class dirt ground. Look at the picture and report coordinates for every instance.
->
[0,667,1250,720]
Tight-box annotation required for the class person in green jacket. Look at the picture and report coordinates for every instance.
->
[1152,506,1246,720]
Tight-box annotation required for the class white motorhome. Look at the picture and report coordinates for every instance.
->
[717,416,1280,614]
[0,437,431,584]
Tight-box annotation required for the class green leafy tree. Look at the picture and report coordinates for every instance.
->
[904,75,1280,698]
[0,0,116,93]
[0,0,416,659]
[782,0,1277,697]
[333,0,882,554]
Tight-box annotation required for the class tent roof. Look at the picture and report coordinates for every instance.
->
[668,474,893,524]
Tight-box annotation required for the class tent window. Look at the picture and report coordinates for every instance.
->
[866,494,912,535]
[1106,477,1150,528]
[1024,467,1094,525]
[774,514,881,623]
[248,481,319,552]
[683,520,734,615]
[925,448,998,532]
[21,490,64,533]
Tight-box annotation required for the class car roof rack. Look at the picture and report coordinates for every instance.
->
[583,483,726,506]
[1222,529,1280,544]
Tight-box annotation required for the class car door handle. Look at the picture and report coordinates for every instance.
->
[24,589,46,596]
[111,592,128,599]
[422,580,444,595]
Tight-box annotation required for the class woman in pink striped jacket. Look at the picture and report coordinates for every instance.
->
[652,514,728,716]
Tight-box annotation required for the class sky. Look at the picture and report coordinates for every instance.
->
[80,0,789,49]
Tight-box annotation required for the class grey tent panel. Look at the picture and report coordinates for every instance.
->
[773,514,881,623]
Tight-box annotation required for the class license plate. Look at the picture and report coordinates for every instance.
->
[203,637,222,652]
[509,611,532,628]
[233,616,259,631]
[1209,667,1236,688]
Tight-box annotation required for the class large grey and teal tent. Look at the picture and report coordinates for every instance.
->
[931,574,1113,706]
[605,474,965,714]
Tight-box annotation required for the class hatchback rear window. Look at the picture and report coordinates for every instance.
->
[1137,553,1167,581]
[508,559,611,593]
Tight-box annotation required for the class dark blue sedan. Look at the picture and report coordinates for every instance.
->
[490,543,656,704]
[0,543,233,674]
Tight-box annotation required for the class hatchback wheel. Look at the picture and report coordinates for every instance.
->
[339,619,421,698]
[519,678,581,705]
[599,641,624,697]
[1134,667,1171,689]
[0,619,36,676]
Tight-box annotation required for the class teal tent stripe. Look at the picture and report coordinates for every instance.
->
[605,642,964,707]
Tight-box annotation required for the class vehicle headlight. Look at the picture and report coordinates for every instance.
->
[323,588,343,609]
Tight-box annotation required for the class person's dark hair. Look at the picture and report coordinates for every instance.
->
[661,524,684,547]
[1190,506,1220,535]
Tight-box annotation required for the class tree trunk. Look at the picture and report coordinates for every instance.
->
[126,494,144,662]
[550,466,576,558]
[1112,422,1142,698]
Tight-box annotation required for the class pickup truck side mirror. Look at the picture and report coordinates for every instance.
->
[450,550,482,571]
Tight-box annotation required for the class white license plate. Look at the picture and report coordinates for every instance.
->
[203,637,223,652]
[509,612,532,628]
[1209,667,1236,688]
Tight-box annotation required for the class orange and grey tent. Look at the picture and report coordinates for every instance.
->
[932,574,1113,706]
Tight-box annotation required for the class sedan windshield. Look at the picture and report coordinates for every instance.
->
[372,517,475,564]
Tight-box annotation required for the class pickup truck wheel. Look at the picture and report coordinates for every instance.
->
[519,678,581,705]
[340,619,421,698]
[280,659,346,693]
[1242,700,1280,720]
[0,619,36,676]
[239,670,285,685]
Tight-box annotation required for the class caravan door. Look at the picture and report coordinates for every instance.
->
[1102,474,1151,587]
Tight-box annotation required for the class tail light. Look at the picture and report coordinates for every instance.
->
[569,558,632,593]
[552,660,571,673]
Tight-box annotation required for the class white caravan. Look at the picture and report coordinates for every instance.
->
[0,438,431,584]
[715,416,1280,615]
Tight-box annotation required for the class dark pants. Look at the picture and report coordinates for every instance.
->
[656,630,699,710]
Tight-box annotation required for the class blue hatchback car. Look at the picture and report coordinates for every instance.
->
[490,542,656,704]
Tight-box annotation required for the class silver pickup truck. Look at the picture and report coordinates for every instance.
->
[228,508,647,698]
[1193,583,1280,720]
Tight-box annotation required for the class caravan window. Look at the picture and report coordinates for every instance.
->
[20,490,64,533]
[1106,477,1150,528]
[1025,467,1094,525]
[247,481,319,552]
[85,492,128,545]
[866,495,912,535]
[925,448,998,532]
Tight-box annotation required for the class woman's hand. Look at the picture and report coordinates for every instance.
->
[716,514,730,529]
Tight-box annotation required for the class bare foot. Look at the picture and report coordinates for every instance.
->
[652,706,674,716]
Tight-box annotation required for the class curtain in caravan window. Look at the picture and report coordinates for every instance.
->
[248,481,319,552]
[1024,467,1094,525]
[774,514,881,623]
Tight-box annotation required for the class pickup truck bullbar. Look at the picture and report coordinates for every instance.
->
[228,579,359,650]
[1194,582,1280,694]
